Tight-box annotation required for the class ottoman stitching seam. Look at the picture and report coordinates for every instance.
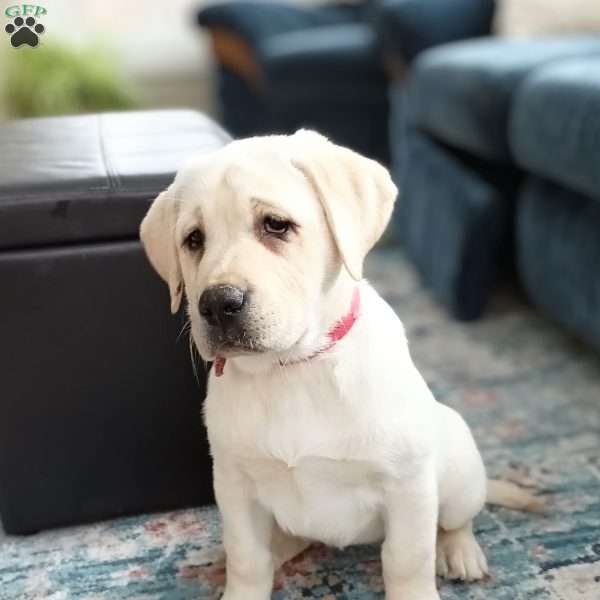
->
[97,114,118,193]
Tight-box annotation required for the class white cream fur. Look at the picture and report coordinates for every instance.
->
[141,131,539,600]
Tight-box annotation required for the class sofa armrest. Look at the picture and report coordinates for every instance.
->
[260,24,383,83]
[198,1,357,48]
[198,1,360,88]
[376,0,495,62]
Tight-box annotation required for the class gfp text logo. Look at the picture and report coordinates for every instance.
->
[5,4,46,47]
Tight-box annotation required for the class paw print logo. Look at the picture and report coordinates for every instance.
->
[5,16,45,48]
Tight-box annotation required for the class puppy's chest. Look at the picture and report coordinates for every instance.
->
[242,453,385,548]
[248,409,384,546]
[209,374,388,547]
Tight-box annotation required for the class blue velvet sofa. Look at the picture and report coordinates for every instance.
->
[382,0,600,350]
[197,1,390,161]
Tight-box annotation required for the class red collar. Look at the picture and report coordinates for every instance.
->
[214,287,360,377]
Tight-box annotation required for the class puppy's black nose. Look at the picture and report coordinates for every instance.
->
[199,284,246,328]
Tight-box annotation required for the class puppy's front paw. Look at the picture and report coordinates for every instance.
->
[220,577,273,600]
[436,525,488,582]
[385,585,440,600]
[221,590,270,600]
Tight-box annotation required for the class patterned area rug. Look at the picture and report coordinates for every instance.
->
[2,249,600,600]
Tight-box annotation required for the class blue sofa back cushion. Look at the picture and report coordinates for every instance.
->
[408,37,600,162]
[510,56,600,202]
[376,0,495,61]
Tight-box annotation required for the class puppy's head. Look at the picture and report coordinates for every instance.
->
[140,130,397,369]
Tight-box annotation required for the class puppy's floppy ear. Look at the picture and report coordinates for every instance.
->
[140,189,183,314]
[291,130,398,280]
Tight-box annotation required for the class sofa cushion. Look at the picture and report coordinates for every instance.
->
[397,129,519,320]
[408,37,600,162]
[517,176,600,349]
[510,57,600,201]
[0,110,229,251]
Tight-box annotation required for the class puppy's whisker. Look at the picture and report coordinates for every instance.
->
[188,332,202,385]
[278,350,295,388]
[177,319,192,343]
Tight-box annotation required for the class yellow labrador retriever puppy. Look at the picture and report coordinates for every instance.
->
[141,131,540,600]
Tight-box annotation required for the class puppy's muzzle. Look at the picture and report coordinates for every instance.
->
[199,284,251,348]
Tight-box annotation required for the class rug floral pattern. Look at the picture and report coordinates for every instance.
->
[2,250,600,600]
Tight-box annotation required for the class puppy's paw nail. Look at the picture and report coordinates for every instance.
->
[437,526,488,582]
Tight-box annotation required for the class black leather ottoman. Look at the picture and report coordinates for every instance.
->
[0,110,230,535]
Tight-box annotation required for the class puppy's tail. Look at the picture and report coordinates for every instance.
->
[486,479,545,513]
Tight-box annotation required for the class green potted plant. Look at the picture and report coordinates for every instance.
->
[0,39,136,119]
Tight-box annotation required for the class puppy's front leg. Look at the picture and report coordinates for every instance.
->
[382,466,440,600]
[214,462,275,600]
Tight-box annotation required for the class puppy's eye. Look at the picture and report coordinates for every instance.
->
[263,216,291,236]
[183,229,204,251]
